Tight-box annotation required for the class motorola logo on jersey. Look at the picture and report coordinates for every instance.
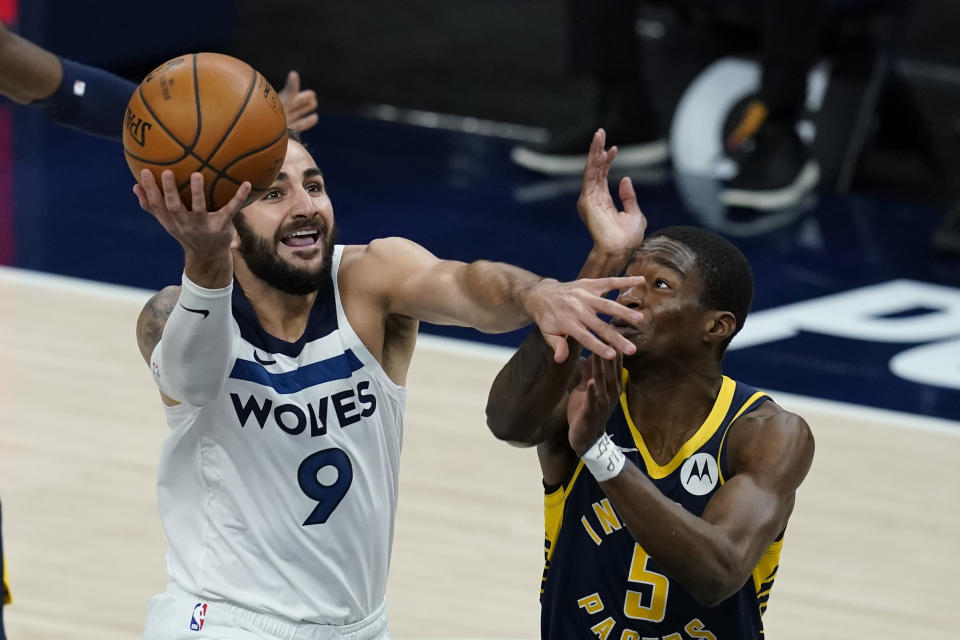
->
[680,453,719,496]
[230,380,377,436]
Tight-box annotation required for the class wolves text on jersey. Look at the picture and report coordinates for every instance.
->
[230,380,377,436]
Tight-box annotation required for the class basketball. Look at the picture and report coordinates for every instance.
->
[123,52,289,210]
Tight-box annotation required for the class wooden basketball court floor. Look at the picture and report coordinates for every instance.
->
[1,265,958,640]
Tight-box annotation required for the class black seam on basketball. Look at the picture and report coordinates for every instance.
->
[124,148,191,165]
[136,83,205,164]
[189,53,202,149]
[199,66,259,206]
[207,125,286,201]
[218,127,288,187]
[178,171,242,198]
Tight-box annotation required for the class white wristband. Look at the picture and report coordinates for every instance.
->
[581,433,626,482]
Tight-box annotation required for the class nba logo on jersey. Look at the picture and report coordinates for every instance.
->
[189,603,207,631]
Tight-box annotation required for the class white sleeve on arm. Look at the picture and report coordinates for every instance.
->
[151,273,236,406]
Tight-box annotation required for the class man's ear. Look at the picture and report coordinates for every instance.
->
[703,310,736,345]
[230,226,240,251]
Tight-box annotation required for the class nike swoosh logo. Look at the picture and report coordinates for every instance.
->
[254,350,277,366]
[179,303,209,319]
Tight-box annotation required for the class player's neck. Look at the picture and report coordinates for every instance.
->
[234,268,318,342]
[623,363,723,456]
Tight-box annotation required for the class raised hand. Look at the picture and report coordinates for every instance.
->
[524,275,647,363]
[577,129,648,256]
[567,353,624,455]
[278,70,319,133]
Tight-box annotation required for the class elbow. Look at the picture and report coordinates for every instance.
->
[167,379,223,408]
[689,580,737,608]
[180,387,218,408]
[485,405,535,445]
[485,407,519,442]
[686,564,750,608]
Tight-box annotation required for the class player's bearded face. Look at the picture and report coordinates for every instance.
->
[234,214,337,295]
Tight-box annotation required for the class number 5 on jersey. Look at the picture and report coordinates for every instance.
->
[625,544,669,622]
[297,448,354,526]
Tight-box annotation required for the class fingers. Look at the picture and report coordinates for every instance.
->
[281,70,300,97]
[566,325,617,361]
[588,316,637,356]
[287,89,318,117]
[189,172,207,212]
[138,169,163,205]
[220,181,253,217]
[587,295,644,325]
[160,170,184,212]
[132,183,148,210]
[618,176,640,216]
[597,352,622,398]
[589,275,645,298]
[290,112,319,133]
[582,129,607,182]
[574,313,636,358]
[543,334,569,364]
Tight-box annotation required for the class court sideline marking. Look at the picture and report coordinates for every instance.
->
[2,264,957,438]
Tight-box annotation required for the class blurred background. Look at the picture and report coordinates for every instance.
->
[2,0,959,413]
[2,1,960,638]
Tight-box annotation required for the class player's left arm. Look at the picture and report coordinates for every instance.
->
[569,357,815,606]
[356,236,644,361]
[621,404,813,605]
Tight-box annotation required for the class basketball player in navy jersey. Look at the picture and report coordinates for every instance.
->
[0,20,319,139]
[130,130,647,639]
[487,130,815,639]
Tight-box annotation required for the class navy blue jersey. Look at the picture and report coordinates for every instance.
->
[541,375,781,640]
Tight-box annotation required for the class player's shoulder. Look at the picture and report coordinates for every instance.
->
[346,237,426,261]
[734,398,811,442]
[340,237,434,279]
[727,398,814,475]
[135,285,181,363]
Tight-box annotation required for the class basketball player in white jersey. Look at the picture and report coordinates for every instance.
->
[132,132,647,639]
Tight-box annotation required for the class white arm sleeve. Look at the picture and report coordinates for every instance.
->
[151,273,236,407]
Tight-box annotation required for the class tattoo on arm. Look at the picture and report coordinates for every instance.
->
[136,286,180,364]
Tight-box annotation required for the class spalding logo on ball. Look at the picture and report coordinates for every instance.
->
[122,52,289,210]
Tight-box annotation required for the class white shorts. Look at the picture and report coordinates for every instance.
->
[142,582,390,640]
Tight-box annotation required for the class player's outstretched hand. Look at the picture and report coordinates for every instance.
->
[525,275,646,363]
[278,70,319,133]
[567,353,623,455]
[133,170,251,258]
[577,128,647,256]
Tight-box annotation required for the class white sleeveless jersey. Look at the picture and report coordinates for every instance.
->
[155,245,406,624]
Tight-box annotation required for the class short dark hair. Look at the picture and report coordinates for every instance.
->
[647,226,754,349]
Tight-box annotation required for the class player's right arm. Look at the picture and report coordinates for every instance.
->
[133,170,251,406]
[486,130,648,485]
[1,22,318,139]
[136,286,180,406]
[0,21,62,104]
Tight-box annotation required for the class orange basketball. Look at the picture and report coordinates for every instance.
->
[123,52,288,210]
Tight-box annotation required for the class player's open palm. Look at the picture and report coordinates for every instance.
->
[577,129,647,255]
[528,275,646,363]
[134,169,251,258]
[278,70,320,133]
[568,353,623,455]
